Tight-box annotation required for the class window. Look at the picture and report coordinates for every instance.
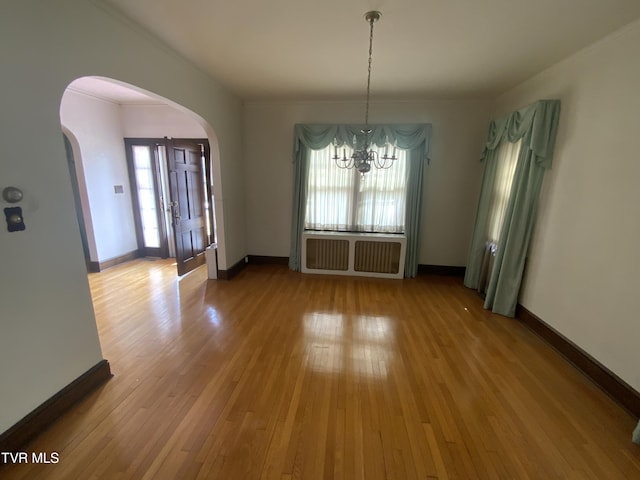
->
[475,138,522,294]
[463,100,560,316]
[131,145,162,248]
[486,139,522,246]
[304,144,407,233]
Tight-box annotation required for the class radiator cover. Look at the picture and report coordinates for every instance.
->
[301,231,406,279]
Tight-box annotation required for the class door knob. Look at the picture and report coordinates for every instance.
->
[3,186,23,203]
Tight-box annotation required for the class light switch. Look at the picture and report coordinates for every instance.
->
[4,206,25,232]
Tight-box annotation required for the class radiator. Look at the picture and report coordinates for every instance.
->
[301,232,406,279]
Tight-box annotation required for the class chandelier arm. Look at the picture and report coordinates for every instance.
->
[377,158,395,169]
[335,155,355,169]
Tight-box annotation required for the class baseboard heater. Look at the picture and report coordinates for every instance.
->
[301,231,406,279]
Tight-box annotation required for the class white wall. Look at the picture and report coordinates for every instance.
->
[496,19,640,391]
[61,90,138,262]
[243,99,492,266]
[0,0,244,434]
[121,104,207,138]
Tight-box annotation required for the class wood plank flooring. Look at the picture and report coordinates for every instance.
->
[2,258,639,479]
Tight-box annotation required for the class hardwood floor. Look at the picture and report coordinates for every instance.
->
[2,259,639,479]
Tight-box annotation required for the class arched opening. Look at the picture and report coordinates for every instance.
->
[60,76,222,276]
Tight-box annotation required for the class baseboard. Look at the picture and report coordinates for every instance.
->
[99,250,140,271]
[88,250,141,273]
[248,255,289,265]
[217,257,247,280]
[517,305,640,417]
[0,360,113,453]
[418,264,466,276]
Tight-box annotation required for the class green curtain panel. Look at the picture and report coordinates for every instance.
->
[464,100,561,317]
[633,420,640,445]
[288,123,432,277]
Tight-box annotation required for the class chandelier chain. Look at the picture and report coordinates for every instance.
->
[364,15,375,126]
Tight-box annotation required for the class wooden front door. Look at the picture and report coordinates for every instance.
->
[166,139,210,276]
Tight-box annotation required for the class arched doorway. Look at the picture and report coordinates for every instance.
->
[60,76,221,276]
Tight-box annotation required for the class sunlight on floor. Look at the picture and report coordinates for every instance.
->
[303,312,394,378]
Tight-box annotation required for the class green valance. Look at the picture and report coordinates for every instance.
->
[293,123,431,162]
[481,100,561,169]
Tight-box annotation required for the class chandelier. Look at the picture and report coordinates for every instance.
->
[333,11,397,175]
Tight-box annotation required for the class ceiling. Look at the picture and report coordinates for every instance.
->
[99,0,640,101]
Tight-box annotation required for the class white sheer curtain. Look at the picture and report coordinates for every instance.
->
[486,139,522,245]
[305,144,407,232]
[477,138,522,293]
